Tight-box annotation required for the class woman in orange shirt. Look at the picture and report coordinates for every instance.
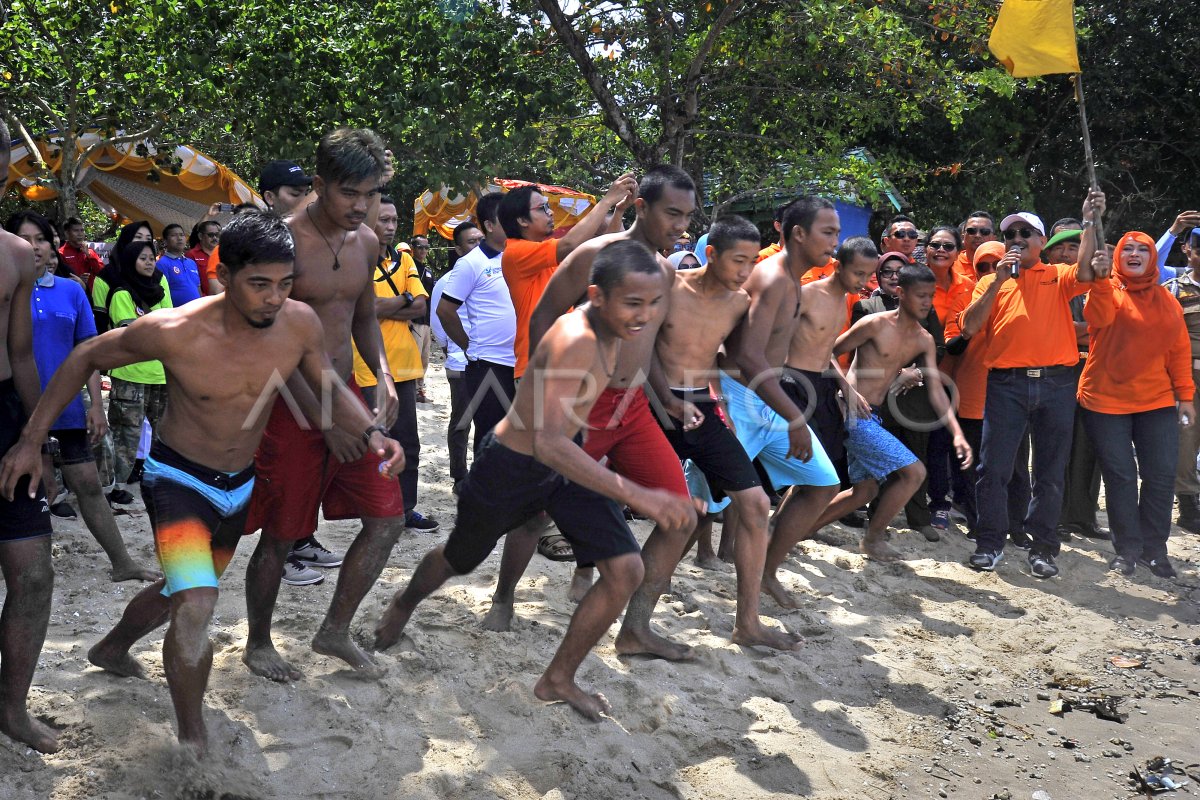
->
[1080,232,1195,578]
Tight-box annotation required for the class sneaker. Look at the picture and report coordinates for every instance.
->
[839,511,867,529]
[918,525,941,543]
[931,510,951,531]
[292,536,343,568]
[50,501,77,519]
[1008,530,1033,550]
[282,555,324,586]
[405,511,440,533]
[1109,555,1136,576]
[1028,552,1059,579]
[969,549,1003,571]
[1137,556,1177,579]
[126,459,144,485]
[106,488,135,505]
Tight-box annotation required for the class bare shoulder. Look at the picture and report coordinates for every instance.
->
[0,231,35,281]
[542,309,596,363]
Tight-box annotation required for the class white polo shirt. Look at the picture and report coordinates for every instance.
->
[440,241,517,367]
[430,274,467,372]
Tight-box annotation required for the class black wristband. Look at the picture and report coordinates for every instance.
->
[362,425,388,444]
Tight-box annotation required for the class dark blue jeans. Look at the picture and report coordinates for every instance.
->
[958,419,1031,534]
[974,368,1077,556]
[1082,406,1178,561]
[362,379,419,517]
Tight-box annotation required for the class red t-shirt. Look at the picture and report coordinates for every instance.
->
[186,245,213,293]
[59,242,104,292]
[501,238,559,379]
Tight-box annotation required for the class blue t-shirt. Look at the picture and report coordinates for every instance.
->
[31,274,96,431]
[158,253,202,306]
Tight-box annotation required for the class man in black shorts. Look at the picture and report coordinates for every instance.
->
[0,122,59,752]
[1,212,403,758]
[373,240,696,718]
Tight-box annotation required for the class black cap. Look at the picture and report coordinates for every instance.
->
[259,160,312,193]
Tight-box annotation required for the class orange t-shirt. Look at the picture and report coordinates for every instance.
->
[757,242,782,263]
[205,244,221,292]
[971,262,1090,370]
[953,250,979,283]
[944,289,990,419]
[1078,279,1195,414]
[801,259,837,284]
[501,238,559,378]
[933,269,975,327]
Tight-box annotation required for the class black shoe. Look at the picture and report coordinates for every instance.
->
[1137,556,1177,579]
[839,511,867,529]
[50,501,77,519]
[1008,530,1033,550]
[1077,522,1110,540]
[1028,552,1059,579]
[126,459,145,485]
[405,511,440,533]
[1109,555,1136,576]
[106,488,135,505]
[1056,524,1076,542]
[1175,494,1200,533]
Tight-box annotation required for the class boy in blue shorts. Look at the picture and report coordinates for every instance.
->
[0,212,403,758]
[820,263,973,560]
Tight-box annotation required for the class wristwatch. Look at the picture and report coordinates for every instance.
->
[361,424,389,444]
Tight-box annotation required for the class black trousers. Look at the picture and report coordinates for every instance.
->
[464,359,516,454]
[446,368,470,482]
[361,379,419,516]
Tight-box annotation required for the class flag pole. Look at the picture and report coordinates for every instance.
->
[1073,72,1105,247]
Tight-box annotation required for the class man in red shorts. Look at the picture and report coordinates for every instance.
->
[241,128,403,682]
[479,166,705,661]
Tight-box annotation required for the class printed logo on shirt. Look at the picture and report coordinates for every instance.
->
[1040,277,1059,286]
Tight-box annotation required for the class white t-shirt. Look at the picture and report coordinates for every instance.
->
[430,274,467,372]
[440,242,516,367]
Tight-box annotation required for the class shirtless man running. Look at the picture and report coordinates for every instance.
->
[0,119,59,754]
[718,196,841,609]
[372,240,695,718]
[655,214,801,650]
[821,263,973,560]
[478,166,702,661]
[241,128,404,682]
[0,212,403,757]
[765,236,877,603]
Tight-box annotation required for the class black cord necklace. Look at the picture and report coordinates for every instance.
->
[307,204,348,270]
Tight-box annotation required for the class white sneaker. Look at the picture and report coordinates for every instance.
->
[282,555,324,586]
[292,536,343,568]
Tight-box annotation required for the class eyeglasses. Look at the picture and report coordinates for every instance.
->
[925,241,957,251]
[976,260,998,272]
[413,244,430,250]
[889,229,919,240]
[530,202,552,216]
[1003,228,1036,240]
[964,227,993,236]
[878,268,900,278]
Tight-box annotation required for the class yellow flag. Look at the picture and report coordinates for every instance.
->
[988,0,1081,77]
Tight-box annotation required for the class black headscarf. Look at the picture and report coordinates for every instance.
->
[114,240,165,310]
[96,220,154,291]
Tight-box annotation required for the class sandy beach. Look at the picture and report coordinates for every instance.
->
[2,355,1198,800]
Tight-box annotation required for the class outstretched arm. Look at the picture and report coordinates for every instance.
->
[555,174,637,261]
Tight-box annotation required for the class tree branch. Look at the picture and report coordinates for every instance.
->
[77,120,165,176]
[2,111,49,172]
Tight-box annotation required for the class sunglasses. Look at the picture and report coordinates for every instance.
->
[889,229,919,240]
[925,241,957,251]
[964,227,993,236]
[1003,228,1037,240]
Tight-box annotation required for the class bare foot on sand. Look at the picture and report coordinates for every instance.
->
[694,552,723,571]
[568,571,593,604]
[732,624,804,652]
[0,710,60,753]
[178,732,208,761]
[480,600,514,632]
[373,601,414,651]
[312,628,383,677]
[110,562,161,583]
[861,537,902,562]
[615,628,696,661]
[242,643,302,682]
[533,675,612,721]
[87,642,147,679]
[761,574,802,609]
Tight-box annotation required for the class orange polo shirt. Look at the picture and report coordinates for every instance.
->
[501,237,559,378]
[757,242,782,263]
[933,268,974,327]
[945,290,990,419]
[1078,279,1194,414]
[953,250,979,283]
[801,259,837,284]
[971,261,1090,370]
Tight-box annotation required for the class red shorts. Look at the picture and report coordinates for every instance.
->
[244,390,405,541]
[582,387,688,497]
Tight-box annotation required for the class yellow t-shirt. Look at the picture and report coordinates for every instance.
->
[352,251,428,386]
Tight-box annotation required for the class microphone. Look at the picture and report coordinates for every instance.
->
[1008,243,1023,278]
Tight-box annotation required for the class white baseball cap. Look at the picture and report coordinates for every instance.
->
[999,212,1045,236]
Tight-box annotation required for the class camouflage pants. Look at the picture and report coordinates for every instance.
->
[108,378,167,484]
[82,390,117,487]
